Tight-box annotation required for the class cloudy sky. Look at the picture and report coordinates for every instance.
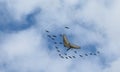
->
[0,0,120,72]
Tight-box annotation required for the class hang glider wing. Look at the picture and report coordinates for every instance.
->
[63,34,70,48]
[69,43,80,49]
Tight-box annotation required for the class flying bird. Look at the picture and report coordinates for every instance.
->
[60,34,62,37]
[74,51,77,54]
[54,42,57,44]
[59,54,61,56]
[52,35,57,37]
[55,46,58,49]
[72,56,76,58]
[47,35,51,38]
[64,53,67,55]
[85,54,88,56]
[65,57,68,59]
[45,30,49,33]
[59,42,63,44]
[68,56,72,59]
[90,53,92,55]
[79,55,83,57]
[63,34,80,51]
[61,56,64,59]
[65,27,70,29]
[97,51,100,54]
[51,38,55,40]
[94,53,97,55]
[57,50,60,52]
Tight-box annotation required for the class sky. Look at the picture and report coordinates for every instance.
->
[0,0,120,72]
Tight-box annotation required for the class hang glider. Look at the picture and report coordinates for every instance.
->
[63,34,80,51]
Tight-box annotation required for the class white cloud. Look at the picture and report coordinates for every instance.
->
[0,0,120,72]
[1,28,40,57]
[103,58,120,72]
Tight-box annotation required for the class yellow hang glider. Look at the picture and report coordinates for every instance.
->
[63,34,80,51]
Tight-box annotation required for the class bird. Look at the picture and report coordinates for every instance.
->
[65,57,68,59]
[97,51,100,54]
[90,53,92,55]
[79,55,83,57]
[74,51,77,54]
[59,54,61,56]
[68,56,72,59]
[61,56,64,59]
[52,35,57,37]
[59,42,63,44]
[94,53,97,55]
[57,50,60,52]
[65,27,70,29]
[54,42,57,44]
[45,30,49,33]
[47,35,51,38]
[51,38,55,40]
[72,56,76,58]
[55,46,58,49]
[64,53,67,55]
[85,54,88,56]
[60,34,62,37]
